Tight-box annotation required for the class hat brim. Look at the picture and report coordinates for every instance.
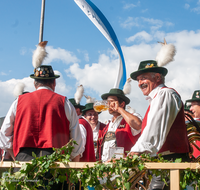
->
[130,67,168,80]
[30,74,60,79]
[101,93,130,105]
[74,105,86,110]
[82,108,101,115]
[186,98,200,103]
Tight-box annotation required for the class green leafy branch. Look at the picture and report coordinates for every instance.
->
[0,141,200,190]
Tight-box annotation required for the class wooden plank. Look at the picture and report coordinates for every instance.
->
[0,162,200,169]
[144,162,199,169]
[0,161,96,168]
[170,169,180,190]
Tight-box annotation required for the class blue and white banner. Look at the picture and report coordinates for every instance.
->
[74,0,126,90]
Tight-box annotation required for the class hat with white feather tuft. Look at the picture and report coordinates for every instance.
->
[69,85,85,110]
[82,95,97,115]
[101,87,130,105]
[13,82,29,98]
[130,38,176,80]
[30,41,60,79]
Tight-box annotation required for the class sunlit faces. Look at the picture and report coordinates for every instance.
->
[107,96,124,115]
[85,110,98,126]
[190,101,200,118]
[136,73,161,96]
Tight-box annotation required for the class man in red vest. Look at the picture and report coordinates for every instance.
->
[82,102,106,160]
[186,90,200,159]
[0,65,84,162]
[97,88,142,162]
[69,98,96,162]
[129,60,191,190]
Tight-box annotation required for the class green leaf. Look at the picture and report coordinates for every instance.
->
[124,182,131,190]
[174,158,182,163]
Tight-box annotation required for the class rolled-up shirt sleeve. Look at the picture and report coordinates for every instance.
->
[130,88,182,156]
[0,99,18,150]
[64,98,84,159]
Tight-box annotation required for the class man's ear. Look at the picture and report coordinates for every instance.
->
[155,73,161,82]
[120,101,126,108]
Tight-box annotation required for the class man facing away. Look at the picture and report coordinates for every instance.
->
[97,88,142,162]
[129,60,191,190]
[0,65,84,162]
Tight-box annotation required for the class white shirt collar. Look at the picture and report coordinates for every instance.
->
[37,86,53,91]
[146,84,165,104]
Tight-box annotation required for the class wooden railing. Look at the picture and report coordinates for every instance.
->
[0,161,199,190]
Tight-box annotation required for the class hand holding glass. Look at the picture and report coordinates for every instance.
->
[93,100,109,112]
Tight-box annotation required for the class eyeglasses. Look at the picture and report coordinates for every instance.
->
[85,113,98,117]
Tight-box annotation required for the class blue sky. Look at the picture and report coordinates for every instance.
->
[0,0,200,121]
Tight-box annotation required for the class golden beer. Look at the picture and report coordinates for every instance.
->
[93,100,109,112]
[93,104,109,112]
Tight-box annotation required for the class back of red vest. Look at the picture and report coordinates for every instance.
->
[79,118,96,162]
[13,89,70,157]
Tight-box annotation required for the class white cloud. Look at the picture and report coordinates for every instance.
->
[0,72,7,76]
[120,17,173,31]
[141,9,148,13]
[42,46,80,65]
[126,31,152,43]
[123,3,137,10]
[0,72,71,117]
[66,30,200,119]
[192,6,200,13]
[120,17,140,29]
[185,1,200,14]
[20,47,27,55]
[84,53,89,62]
[1,30,200,121]
[184,3,190,9]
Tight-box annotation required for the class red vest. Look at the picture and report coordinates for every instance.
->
[79,118,96,162]
[97,122,106,142]
[142,88,190,154]
[97,118,141,160]
[95,122,106,161]
[13,89,70,157]
[190,118,200,158]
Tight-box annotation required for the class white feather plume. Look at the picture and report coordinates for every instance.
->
[13,82,25,98]
[126,106,135,114]
[84,95,96,103]
[123,78,131,95]
[156,39,176,67]
[74,85,84,104]
[32,41,48,68]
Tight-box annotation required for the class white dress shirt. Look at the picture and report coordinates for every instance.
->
[102,113,142,162]
[130,84,183,156]
[0,86,84,159]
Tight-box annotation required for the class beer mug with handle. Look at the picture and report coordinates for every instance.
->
[93,100,109,112]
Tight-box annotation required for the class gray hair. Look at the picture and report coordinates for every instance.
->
[150,72,165,84]
[34,79,55,88]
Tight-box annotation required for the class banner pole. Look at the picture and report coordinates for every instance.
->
[39,0,45,43]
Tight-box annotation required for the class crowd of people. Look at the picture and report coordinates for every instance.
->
[0,40,199,190]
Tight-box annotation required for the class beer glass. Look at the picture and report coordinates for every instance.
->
[93,100,109,112]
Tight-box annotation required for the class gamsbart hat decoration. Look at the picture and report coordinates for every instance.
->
[69,85,85,110]
[82,95,97,115]
[130,39,176,80]
[186,90,200,103]
[30,41,60,79]
[101,78,132,105]
[13,82,29,98]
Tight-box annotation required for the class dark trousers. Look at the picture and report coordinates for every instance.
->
[15,148,65,190]
[15,148,84,190]
[148,153,191,190]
